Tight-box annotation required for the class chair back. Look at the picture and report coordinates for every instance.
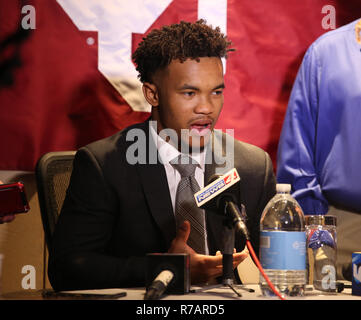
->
[35,151,75,251]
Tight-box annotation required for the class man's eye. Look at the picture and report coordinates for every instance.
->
[183,91,195,97]
[212,90,223,95]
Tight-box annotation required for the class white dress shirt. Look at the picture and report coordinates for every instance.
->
[149,123,209,254]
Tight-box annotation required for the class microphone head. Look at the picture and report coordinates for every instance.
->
[194,168,240,214]
[145,253,190,294]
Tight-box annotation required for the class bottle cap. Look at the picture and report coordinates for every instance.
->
[276,183,291,193]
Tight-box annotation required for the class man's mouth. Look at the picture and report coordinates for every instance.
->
[189,119,212,136]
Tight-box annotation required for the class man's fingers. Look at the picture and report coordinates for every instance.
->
[175,220,191,243]
[199,254,224,268]
[232,250,249,266]
[191,250,250,284]
[209,249,248,266]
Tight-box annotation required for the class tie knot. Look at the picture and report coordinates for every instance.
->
[170,155,198,177]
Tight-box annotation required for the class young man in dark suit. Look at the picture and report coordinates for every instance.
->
[48,20,276,291]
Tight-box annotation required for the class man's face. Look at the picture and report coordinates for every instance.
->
[148,57,224,151]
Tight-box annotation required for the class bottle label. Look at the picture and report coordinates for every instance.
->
[260,231,306,270]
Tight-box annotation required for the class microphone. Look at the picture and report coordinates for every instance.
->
[194,169,287,300]
[194,168,250,240]
[144,270,174,300]
[145,253,190,300]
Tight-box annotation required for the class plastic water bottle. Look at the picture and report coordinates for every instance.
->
[259,183,306,297]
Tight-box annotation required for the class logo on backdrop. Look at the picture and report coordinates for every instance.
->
[56,0,227,112]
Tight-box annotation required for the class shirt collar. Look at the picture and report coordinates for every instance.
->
[149,122,206,172]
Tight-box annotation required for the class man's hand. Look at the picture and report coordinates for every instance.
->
[168,220,248,284]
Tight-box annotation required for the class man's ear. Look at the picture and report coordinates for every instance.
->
[142,82,159,107]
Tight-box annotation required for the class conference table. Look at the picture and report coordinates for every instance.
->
[1,282,360,300]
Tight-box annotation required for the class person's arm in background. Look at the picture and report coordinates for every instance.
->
[276,44,328,215]
[0,180,15,224]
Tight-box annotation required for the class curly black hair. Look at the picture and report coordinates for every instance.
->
[132,19,233,83]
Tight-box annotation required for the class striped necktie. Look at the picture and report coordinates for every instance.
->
[170,155,206,254]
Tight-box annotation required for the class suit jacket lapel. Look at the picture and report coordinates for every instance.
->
[134,122,176,248]
[204,130,234,254]
[132,124,235,253]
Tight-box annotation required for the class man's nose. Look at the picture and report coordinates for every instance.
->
[194,95,213,114]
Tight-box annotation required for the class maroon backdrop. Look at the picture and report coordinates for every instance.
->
[0,0,360,171]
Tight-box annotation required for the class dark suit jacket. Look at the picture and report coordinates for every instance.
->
[48,121,276,290]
